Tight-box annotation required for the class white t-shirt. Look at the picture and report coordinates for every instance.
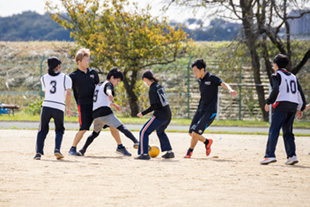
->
[41,73,72,112]
[275,70,302,109]
[93,81,112,111]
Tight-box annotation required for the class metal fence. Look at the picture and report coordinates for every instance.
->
[0,54,309,122]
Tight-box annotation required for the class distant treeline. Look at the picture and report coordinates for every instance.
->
[0,11,241,41]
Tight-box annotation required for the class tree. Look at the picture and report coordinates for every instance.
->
[46,0,192,116]
[168,0,310,121]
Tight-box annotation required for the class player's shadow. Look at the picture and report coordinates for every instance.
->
[42,159,79,163]
[279,165,310,169]
[83,155,125,160]
[191,157,238,163]
[158,159,179,163]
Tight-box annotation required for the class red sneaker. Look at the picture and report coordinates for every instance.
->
[205,139,213,156]
[184,149,193,158]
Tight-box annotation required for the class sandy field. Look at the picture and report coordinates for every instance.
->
[0,129,309,207]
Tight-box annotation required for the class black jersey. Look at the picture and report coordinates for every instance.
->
[69,68,99,105]
[142,82,171,120]
[197,72,223,113]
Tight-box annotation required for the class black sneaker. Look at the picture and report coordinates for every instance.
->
[162,152,175,159]
[78,149,85,156]
[54,151,64,160]
[33,153,42,160]
[116,146,132,156]
[135,154,151,160]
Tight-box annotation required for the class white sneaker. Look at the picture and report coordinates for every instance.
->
[260,157,277,165]
[285,156,298,165]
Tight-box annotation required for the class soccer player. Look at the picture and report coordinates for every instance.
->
[78,67,139,156]
[68,48,137,156]
[33,57,72,160]
[184,58,237,158]
[260,54,306,165]
[136,71,174,160]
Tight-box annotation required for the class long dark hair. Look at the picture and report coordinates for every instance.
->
[141,70,159,82]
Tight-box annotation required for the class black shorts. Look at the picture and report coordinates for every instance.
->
[78,104,93,131]
[189,111,217,135]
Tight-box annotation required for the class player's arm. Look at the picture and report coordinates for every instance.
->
[104,82,114,102]
[65,76,72,117]
[265,74,280,112]
[137,88,157,118]
[40,77,46,92]
[65,88,72,117]
[220,82,237,96]
[110,102,121,112]
[137,104,157,118]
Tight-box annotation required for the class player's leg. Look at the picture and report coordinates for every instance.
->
[52,108,65,159]
[69,104,92,155]
[78,117,104,155]
[117,125,139,147]
[282,111,298,165]
[185,111,214,158]
[185,111,201,158]
[136,116,158,160]
[260,111,286,164]
[34,107,52,160]
[104,114,134,156]
[109,126,122,145]
[156,119,174,159]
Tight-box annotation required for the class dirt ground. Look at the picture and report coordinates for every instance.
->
[0,129,309,207]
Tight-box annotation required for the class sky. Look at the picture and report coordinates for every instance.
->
[0,0,205,23]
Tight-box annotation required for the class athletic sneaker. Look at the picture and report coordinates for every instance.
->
[78,149,85,156]
[135,154,151,160]
[133,142,139,149]
[260,157,277,165]
[33,153,42,160]
[54,151,64,160]
[162,152,175,159]
[184,149,193,158]
[68,147,80,156]
[116,146,132,156]
[205,139,213,156]
[285,156,298,165]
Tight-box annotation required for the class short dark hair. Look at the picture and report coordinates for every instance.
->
[107,67,123,81]
[142,70,159,82]
[191,58,206,70]
[273,54,289,68]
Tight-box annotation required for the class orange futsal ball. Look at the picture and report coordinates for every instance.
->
[148,146,160,158]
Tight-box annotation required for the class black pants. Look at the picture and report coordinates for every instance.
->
[36,107,65,155]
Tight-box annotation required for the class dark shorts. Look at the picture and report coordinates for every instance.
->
[78,104,93,131]
[189,111,217,135]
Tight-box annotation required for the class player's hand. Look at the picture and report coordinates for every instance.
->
[66,108,71,117]
[137,112,143,118]
[229,90,238,97]
[108,94,114,102]
[264,104,269,112]
[114,104,121,112]
[296,111,303,120]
